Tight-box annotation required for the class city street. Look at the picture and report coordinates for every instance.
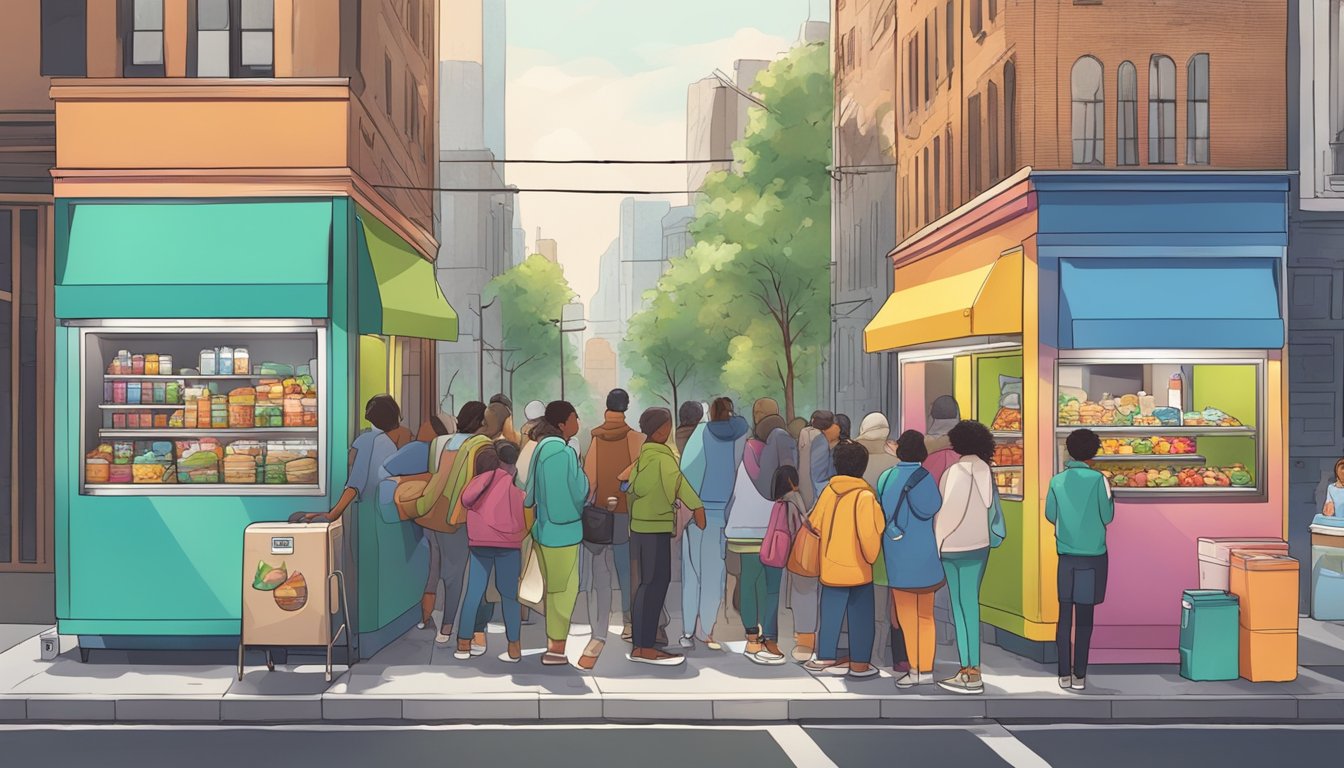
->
[3,724,1344,767]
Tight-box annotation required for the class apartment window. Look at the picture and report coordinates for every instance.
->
[1117,61,1138,165]
[238,0,275,75]
[945,128,954,212]
[914,154,922,226]
[932,137,942,219]
[1071,56,1105,165]
[908,38,918,114]
[411,77,422,143]
[847,29,856,69]
[945,1,955,78]
[968,93,982,194]
[1187,53,1210,165]
[409,0,421,46]
[923,147,931,225]
[989,0,998,22]
[189,0,273,77]
[923,19,931,102]
[41,0,87,76]
[122,0,165,77]
[1149,55,1177,164]
[913,34,922,108]
[838,33,847,73]
[1004,61,1017,173]
[385,56,393,117]
[970,0,983,36]
[932,12,939,84]
[987,80,1000,182]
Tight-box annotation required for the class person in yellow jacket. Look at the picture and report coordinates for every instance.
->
[802,440,885,679]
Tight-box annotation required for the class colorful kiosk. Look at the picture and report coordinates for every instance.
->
[54,197,457,659]
[864,170,1289,663]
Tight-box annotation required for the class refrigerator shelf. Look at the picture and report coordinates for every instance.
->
[98,403,184,410]
[1093,454,1206,463]
[97,427,318,438]
[1055,426,1254,436]
[83,484,324,497]
[102,374,292,380]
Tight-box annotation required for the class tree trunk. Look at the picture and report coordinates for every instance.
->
[782,331,797,422]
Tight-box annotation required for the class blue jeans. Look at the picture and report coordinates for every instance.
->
[818,582,875,664]
[680,514,726,639]
[458,546,522,643]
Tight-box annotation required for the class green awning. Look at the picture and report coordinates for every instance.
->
[56,201,331,319]
[356,207,457,341]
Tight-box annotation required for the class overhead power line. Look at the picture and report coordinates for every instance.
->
[437,157,737,165]
[375,184,701,195]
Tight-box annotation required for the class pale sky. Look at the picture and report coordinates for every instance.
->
[505,0,830,308]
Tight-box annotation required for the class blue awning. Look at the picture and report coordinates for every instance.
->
[1058,258,1284,349]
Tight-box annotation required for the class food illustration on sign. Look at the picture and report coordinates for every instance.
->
[252,560,288,591]
[273,572,308,611]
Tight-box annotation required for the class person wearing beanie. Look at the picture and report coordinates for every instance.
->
[924,396,962,483]
[675,400,705,456]
[519,400,546,447]
[752,398,781,429]
[622,407,705,666]
[576,388,644,669]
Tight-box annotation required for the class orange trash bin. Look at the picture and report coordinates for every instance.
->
[1229,550,1299,682]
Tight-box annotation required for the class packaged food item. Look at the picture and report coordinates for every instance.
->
[285,457,318,484]
[228,387,257,428]
[127,381,141,405]
[301,396,318,427]
[218,346,234,375]
[200,349,217,376]
[255,402,283,428]
[176,447,220,483]
[234,347,249,375]
[85,444,114,484]
[152,413,168,428]
[197,396,212,429]
[160,354,173,375]
[169,409,184,428]
[131,354,145,375]
[112,412,127,429]
[145,354,159,376]
[211,395,229,429]
[109,464,133,484]
[224,454,259,484]
[1138,391,1155,417]
[1168,373,1183,409]
[283,394,304,427]
[152,382,167,404]
[165,380,181,405]
[990,407,1022,432]
[113,442,134,464]
[113,380,127,404]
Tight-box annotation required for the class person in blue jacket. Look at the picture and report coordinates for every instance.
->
[875,430,944,689]
[678,396,749,649]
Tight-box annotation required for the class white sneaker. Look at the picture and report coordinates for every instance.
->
[498,651,522,664]
[435,631,453,646]
[895,671,931,689]
[470,643,486,657]
[678,635,695,649]
[748,649,787,666]
[1059,675,1072,689]
[1071,676,1087,691]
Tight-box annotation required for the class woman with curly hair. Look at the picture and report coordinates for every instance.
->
[934,420,996,694]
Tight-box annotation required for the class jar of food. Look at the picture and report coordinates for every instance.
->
[234,347,249,376]
[131,354,145,375]
[159,354,173,376]
[211,395,229,429]
[218,346,234,375]
[145,353,159,376]
[165,380,181,405]
[126,381,141,405]
[200,349,217,376]
[152,382,167,404]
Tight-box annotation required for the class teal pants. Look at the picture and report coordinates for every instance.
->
[739,552,783,640]
[942,549,989,669]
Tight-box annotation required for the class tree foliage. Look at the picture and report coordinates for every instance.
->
[486,254,591,412]
[621,41,832,420]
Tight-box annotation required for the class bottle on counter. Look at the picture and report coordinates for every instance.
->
[200,349,217,376]
[1168,373,1183,409]
[233,347,249,376]
[218,346,234,375]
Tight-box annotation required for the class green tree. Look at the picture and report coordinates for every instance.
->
[485,254,590,411]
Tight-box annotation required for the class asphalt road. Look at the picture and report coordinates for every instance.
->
[2,723,1343,767]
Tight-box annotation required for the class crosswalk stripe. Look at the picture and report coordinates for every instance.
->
[766,724,840,768]
[972,724,1054,768]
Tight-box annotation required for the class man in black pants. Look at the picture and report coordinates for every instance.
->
[1045,428,1116,691]
[621,408,705,666]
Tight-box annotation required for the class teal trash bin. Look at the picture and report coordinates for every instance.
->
[1179,589,1240,681]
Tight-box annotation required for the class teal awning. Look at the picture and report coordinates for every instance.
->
[356,209,458,342]
[56,201,332,319]
[1059,258,1284,349]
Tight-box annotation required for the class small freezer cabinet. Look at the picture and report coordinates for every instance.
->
[239,520,349,682]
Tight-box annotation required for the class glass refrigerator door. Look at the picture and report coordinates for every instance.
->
[1055,358,1261,496]
[79,322,327,496]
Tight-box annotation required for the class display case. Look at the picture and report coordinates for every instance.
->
[78,321,327,496]
[1055,356,1261,496]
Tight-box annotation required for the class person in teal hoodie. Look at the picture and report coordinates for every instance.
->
[523,400,589,666]
[1045,428,1115,692]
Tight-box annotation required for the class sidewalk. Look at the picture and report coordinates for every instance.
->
[2,608,1343,724]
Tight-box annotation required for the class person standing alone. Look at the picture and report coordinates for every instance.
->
[1046,428,1114,691]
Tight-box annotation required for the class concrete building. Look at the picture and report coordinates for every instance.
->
[436,0,513,411]
[619,198,673,332]
[583,338,618,397]
[588,238,623,355]
[0,0,59,622]
[537,238,559,263]
[1289,1,1344,611]
[661,205,696,262]
[686,59,770,197]
[830,1,894,422]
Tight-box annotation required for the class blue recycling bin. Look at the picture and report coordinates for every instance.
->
[1179,589,1240,682]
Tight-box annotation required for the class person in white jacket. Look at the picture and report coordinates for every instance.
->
[934,420,997,695]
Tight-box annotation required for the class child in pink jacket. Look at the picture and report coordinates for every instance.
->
[456,441,527,662]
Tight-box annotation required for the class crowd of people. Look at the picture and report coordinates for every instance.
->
[302,387,1115,694]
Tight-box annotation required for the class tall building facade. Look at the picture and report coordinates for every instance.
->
[1289,0,1344,611]
[0,1,60,622]
[661,205,696,263]
[830,1,894,421]
[685,59,769,197]
[618,198,673,332]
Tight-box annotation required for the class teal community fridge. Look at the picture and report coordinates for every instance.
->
[54,197,457,660]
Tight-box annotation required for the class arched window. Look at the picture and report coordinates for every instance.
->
[987,80,1000,182]
[1187,53,1210,165]
[1117,61,1138,165]
[1071,56,1105,165]
[1004,61,1017,174]
[1149,54,1177,164]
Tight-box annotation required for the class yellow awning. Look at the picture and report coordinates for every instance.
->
[864,249,1022,352]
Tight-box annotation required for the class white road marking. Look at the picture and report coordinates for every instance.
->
[766,725,840,768]
[971,724,1053,768]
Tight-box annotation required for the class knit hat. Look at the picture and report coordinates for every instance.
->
[639,407,673,437]
[929,396,961,437]
[858,412,889,442]
[524,400,545,421]
[752,398,780,428]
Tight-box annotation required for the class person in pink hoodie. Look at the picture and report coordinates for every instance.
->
[456,440,527,663]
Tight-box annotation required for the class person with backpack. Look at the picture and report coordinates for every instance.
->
[875,430,944,688]
[1046,428,1115,692]
[577,389,644,669]
[457,441,528,663]
[732,465,808,664]
[935,420,1003,694]
[801,441,885,679]
[677,397,749,650]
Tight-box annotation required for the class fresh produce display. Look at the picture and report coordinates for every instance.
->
[991,407,1022,432]
[1095,463,1254,489]
[1097,436,1198,456]
[993,442,1025,466]
[1059,390,1244,429]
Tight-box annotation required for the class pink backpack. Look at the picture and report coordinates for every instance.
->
[760,499,794,568]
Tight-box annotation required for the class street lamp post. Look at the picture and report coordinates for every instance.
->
[472,296,497,401]
[552,302,587,402]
